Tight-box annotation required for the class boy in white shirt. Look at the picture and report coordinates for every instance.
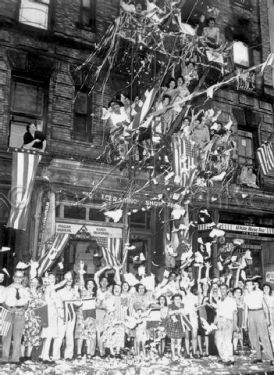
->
[215,284,237,365]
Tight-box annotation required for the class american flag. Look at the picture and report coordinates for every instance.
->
[257,142,274,176]
[172,134,197,187]
[0,306,12,336]
[7,152,41,230]
[131,87,158,129]
[37,233,69,276]
[94,236,126,267]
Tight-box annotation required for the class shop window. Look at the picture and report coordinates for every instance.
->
[9,77,46,148]
[233,41,250,68]
[73,91,92,141]
[79,0,96,31]
[55,204,61,218]
[64,206,86,220]
[237,130,254,166]
[130,211,151,230]
[89,208,105,222]
[19,0,50,30]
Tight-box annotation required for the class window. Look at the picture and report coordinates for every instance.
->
[79,0,96,30]
[233,41,250,67]
[89,208,106,222]
[238,130,254,166]
[19,0,50,30]
[64,206,86,220]
[130,211,151,230]
[11,81,44,116]
[9,77,46,148]
[73,91,92,141]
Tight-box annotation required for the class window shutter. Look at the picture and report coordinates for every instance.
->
[74,92,88,114]
[232,108,245,127]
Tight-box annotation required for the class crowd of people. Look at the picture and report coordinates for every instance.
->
[1,261,274,367]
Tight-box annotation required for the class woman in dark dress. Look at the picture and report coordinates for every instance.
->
[23,123,46,152]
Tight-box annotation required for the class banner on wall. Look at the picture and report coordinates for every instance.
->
[56,222,123,238]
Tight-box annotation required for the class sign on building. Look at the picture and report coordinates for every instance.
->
[56,222,123,238]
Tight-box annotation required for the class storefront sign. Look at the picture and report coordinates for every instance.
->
[56,222,123,238]
[198,223,274,235]
[93,192,178,209]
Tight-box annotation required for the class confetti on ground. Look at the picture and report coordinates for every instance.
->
[1,353,274,375]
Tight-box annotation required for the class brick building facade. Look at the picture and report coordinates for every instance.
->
[0,0,274,281]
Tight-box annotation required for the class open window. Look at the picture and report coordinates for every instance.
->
[237,130,254,166]
[9,77,46,148]
[19,0,50,30]
[233,41,250,68]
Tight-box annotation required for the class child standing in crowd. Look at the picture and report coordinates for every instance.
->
[40,273,66,363]
[157,295,168,356]
[76,265,97,360]
[52,272,80,361]
[102,284,126,358]
[233,287,244,354]
[165,294,185,361]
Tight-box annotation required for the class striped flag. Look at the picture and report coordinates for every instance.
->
[37,233,69,276]
[257,142,274,176]
[94,236,123,267]
[82,298,96,319]
[0,306,12,336]
[63,300,77,322]
[180,314,192,332]
[172,134,197,187]
[7,152,41,231]
[131,87,158,129]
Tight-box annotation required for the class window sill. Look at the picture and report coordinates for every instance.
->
[71,135,93,144]
[75,22,96,33]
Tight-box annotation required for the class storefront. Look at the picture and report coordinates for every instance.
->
[198,221,274,282]
[40,196,166,278]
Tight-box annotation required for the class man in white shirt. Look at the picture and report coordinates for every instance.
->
[1,270,29,364]
[244,279,274,364]
[52,272,80,361]
[215,284,237,365]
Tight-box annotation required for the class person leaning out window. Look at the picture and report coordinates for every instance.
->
[23,123,46,152]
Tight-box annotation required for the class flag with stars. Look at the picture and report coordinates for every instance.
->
[37,233,69,276]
